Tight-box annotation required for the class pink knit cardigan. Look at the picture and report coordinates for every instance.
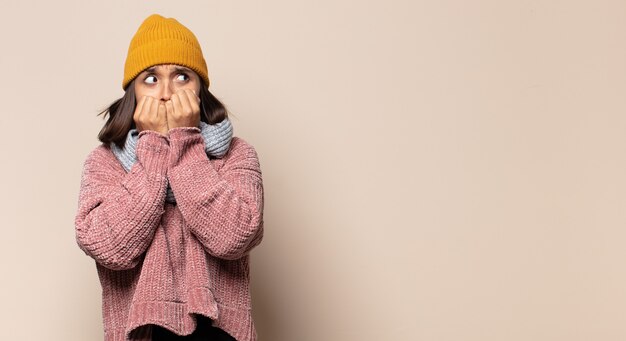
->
[75,127,264,341]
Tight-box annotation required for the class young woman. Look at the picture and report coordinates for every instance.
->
[75,14,264,341]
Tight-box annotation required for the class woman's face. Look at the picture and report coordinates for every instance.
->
[134,63,201,102]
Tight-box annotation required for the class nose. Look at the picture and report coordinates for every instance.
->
[159,79,174,101]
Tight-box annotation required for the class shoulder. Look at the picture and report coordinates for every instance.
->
[82,143,124,173]
[221,137,262,171]
[88,143,112,156]
[84,143,114,163]
[227,137,260,159]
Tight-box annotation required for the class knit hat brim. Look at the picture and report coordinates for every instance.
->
[122,14,210,91]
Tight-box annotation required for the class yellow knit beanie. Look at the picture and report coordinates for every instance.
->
[122,14,210,90]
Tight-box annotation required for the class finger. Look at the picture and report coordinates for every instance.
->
[158,102,167,131]
[184,89,201,113]
[161,102,170,131]
[165,100,174,117]
[134,95,147,121]
[171,91,184,118]
[138,96,154,126]
[142,96,154,115]
[176,89,194,116]
[191,89,201,104]
[149,97,160,123]
[158,101,166,119]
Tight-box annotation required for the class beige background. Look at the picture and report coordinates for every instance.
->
[1,1,625,340]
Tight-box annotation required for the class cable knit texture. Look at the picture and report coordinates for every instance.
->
[110,119,234,203]
[75,127,264,341]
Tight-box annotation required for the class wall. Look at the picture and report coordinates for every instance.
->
[1,1,625,340]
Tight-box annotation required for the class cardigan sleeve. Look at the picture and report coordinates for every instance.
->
[167,127,264,260]
[75,131,170,270]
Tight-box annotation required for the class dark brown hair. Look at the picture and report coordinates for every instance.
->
[97,77,228,149]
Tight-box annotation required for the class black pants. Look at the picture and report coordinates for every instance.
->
[152,315,236,341]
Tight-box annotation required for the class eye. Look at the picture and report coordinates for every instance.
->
[144,75,157,84]
[176,73,190,82]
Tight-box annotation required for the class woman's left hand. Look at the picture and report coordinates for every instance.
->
[165,89,201,130]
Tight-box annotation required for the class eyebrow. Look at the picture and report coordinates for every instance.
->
[143,66,193,74]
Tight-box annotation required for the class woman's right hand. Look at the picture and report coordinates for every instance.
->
[133,95,169,135]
